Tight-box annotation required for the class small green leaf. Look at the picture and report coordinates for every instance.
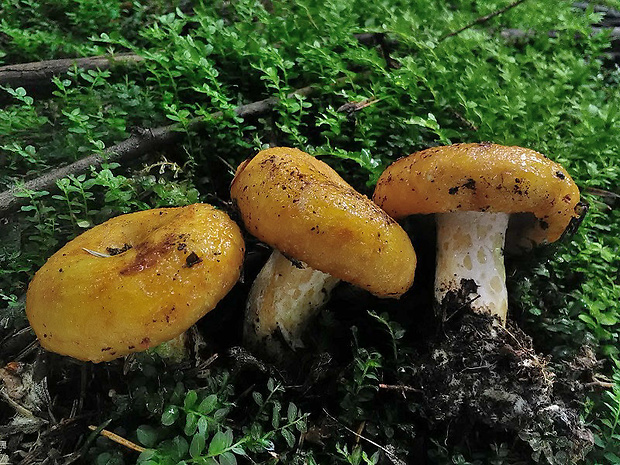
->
[189,431,206,458]
[219,451,237,465]
[197,394,218,414]
[281,428,295,448]
[197,415,208,435]
[295,417,308,433]
[231,446,245,456]
[172,435,189,459]
[162,405,180,426]
[184,390,198,410]
[184,413,198,436]
[208,429,233,456]
[137,449,157,463]
[252,391,263,406]
[271,401,281,429]
[578,314,596,326]
[287,403,297,423]
[213,408,229,421]
[604,452,620,463]
[136,425,158,448]
[170,382,185,404]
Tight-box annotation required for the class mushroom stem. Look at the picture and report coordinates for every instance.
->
[244,250,340,358]
[152,331,188,363]
[435,211,509,325]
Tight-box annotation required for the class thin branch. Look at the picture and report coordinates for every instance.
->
[586,379,615,389]
[0,54,143,95]
[88,425,145,453]
[0,125,180,216]
[378,383,423,394]
[322,409,406,464]
[337,97,382,114]
[585,186,620,200]
[440,0,528,41]
[0,84,318,216]
[501,26,620,40]
[592,26,620,38]
[573,2,620,22]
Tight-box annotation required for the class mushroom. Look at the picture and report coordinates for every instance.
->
[26,203,245,363]
[231,147,416,358]
[372,142,583,325]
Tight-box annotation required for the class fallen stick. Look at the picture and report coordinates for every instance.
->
[0,32,383,100]
[0,53,143,96]
[378,383,423,394]
[0,85,316,216]
[573,2,620,25]
[440,0,528,41]
[88,425,145,453]
[0,125,181,217]
[500,26,620,40]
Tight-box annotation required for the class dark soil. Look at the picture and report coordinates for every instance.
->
[404,312,595,463]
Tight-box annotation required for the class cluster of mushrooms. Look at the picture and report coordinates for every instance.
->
[25,143,583,363]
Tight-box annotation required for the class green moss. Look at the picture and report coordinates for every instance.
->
[1,0,619,463]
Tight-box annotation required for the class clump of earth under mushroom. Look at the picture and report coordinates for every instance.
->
[400,312,595,463]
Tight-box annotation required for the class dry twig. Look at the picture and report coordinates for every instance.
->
[378,383,423,394]
[0,84,317,216]
[0,54,143,96]
[322,409,406,464]
[440,0,528,41]
[0,125,180,216]
[88,425,145,453]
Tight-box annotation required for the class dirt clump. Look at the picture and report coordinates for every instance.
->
[404,313,594,463]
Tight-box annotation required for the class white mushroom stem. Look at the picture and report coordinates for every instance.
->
[435,211,509,325]
[244,250,340,358]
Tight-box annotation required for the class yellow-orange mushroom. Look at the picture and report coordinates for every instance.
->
[231,147,416,358]
[26,203,245,362]
[373,142,583,325]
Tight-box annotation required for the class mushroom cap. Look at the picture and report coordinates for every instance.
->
[231,147,416,298]
[372,143,581,244]
[26,204,245,363]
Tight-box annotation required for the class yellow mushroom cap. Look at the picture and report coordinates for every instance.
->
[231,147,416,298]
[373,143,581,245]
[26,204,245,363]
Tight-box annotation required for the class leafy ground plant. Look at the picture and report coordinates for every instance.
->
[1,0,620,464]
